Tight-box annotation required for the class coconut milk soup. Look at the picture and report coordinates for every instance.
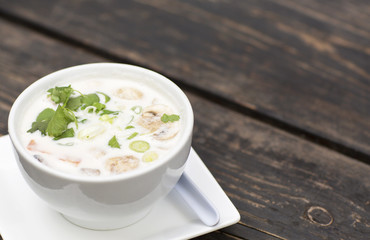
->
[21,78,181,176]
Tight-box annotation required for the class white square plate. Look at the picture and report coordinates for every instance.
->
[0,135,239,240]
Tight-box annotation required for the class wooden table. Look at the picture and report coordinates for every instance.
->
[0,0,369,239]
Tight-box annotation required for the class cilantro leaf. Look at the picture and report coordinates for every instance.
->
[79,93,104,113]
[108,135,121,149]
[97,92,111,103]
[161,114,180,123]
[66,96,83,111]
[46,105,76,137]
[81,93,100,107]
[92,102,106,113]
[67,94,106,113]
[28,121,48,135]
[27,108,55,135]
[47,85,74,105]
[53,128,75,140]
[36,108,55,121]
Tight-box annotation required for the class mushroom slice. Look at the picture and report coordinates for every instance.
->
[153,122,179,140]
[106,155,139,174]
[137,104,172,132]
[115,88,143,100]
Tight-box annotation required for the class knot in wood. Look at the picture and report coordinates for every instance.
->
[306,206,333,226]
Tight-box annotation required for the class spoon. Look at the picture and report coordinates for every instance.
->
[175,171,220,226]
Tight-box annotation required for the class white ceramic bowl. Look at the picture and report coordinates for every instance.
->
[8,63,193,230]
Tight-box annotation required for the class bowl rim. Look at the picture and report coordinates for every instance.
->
[8,62,194,183]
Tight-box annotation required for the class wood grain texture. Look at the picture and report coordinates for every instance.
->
[0,19,103,135]
[0,0,369,158]
[190,92,370,240]
[0,8,370,240]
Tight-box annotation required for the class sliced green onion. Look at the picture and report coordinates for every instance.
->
[99,114,116,124]
[127,115,134,125]
[129,140,150,153]
[127,132,138,140]
[125,125,134,129]
[99,109,120,115]
[131,106,142,114]
[142,151,158,162]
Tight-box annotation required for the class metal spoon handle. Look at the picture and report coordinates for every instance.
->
[175,172,220,226]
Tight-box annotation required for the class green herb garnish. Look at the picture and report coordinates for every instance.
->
[82,93,100,106]
[53,128,75,140]
[131,106,142,114]
[92,102,106,113]
[66,96,83,111]
[142,151,158,162]
[27,108,55,135]
[67,94,105,113]
[99,114,116,124]
[125,125,134,129]
[28,106,76,140]
[29,85,116,141]
[108,135,121,149]
[129,140,150,153]
[127,115,134,125]
[80,93,101,110]
[99,109,120,116]
[127,132,138,140]
[161,114,180,123]
[46,105,76,137]
[47,85,74,105]
[97,92,111,103]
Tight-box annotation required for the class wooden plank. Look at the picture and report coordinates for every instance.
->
[196,231,245,240]
[188,92,370,239]
[0,18,369,240]
[0,0,369,158]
